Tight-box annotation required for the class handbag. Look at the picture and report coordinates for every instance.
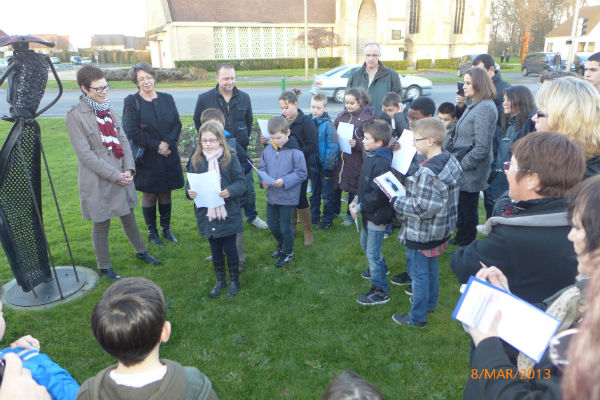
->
[128,96,145,165]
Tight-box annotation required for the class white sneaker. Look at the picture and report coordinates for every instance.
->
[250,216,268,229]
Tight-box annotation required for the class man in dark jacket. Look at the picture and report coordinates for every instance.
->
[346,42,402,116]
[193,63,267,229]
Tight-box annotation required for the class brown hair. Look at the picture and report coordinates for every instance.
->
[346,87,369,106]
[77,65,105,89]
[414,117,446,145]
[312,93,328,106]
[511,131,585,198]
[501,85,536,131]
[216,63,235,76]
[200,108,226,126]
[364,120,392,145]
[91,277,166,367]
[268,115,289,135]
[190,121,231,170]
[279,88,302,104]
[567,175,600,257]
[465,67,496,102]
[323,371,385,400]
[131,62,156,86]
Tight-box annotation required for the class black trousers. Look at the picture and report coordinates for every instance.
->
[208,234,238,266]
[454,190,480,245]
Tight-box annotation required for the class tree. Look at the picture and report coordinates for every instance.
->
[295,28,339,70]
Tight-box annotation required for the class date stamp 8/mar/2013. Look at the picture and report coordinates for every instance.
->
[471,369,551,381]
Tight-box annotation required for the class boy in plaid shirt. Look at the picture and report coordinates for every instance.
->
[391,118,462,327]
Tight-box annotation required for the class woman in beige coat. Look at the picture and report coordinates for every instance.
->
[66,65,160,280]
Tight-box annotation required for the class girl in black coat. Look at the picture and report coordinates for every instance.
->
[122,63,184,247]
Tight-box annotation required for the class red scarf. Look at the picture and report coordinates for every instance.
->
[96,110,124,159]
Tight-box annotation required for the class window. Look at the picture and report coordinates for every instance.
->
[409,0,421,34]
[453,0,465,34]
[546,43,553,52]
[392,29,403,40]
[589,42,596,52]
[578,42,586,52]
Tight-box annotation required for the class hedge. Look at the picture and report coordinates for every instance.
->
[175,57,342,71]
[434,57,460,69]
[384,60,409,70]
[416,59,433,69]
[46,50,151,65]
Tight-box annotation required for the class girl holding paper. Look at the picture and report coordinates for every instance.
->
[186,121,246,298]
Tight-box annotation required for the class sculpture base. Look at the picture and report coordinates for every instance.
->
[2,266,98,310]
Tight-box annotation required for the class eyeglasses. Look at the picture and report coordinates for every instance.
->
[413,137,428,144]
[201,138,219,144]
[137,76,154,83]
[503,161,535,173]
[536,110,547,119]
[88,83,110,93]
[365,54,380,58]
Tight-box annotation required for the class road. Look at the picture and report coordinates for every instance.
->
[0,81,541,119]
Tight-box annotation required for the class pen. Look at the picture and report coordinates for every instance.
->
[479,261,509,292]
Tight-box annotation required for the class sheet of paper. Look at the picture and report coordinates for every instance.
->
[374,171,406,200]
[354,216,359,232]
[187,171,225,208]
[337,122,354,155]
[391,129,417,174]
[248,160,276,185]
[257,118,270,140]
[453,277,561,363]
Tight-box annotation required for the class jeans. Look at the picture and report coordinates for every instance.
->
[406,248,439,324]
[360,227,388,292]
[266,203,296,254]
[332,190,355,219]
[243,170,258,222]
[208,234,238,267]
[454,190,480,245]
[309,169,336,224]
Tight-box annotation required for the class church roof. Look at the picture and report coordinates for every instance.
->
[546,6,600,37]
[165,0,335,24]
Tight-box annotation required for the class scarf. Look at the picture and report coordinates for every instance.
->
[83,94,124,159]
[203,148,227,221]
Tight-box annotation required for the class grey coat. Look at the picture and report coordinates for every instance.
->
[66,97,138,223]
[452,99,497,192]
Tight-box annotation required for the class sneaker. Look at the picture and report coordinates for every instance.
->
[99,268,121,281]
[360,268,390,280]
[271,249,282,258]
[250,216,268,229]
[318,222,332,230]
[404,285,413,296]
[391,272,412,286]
[357,286,390,305]
[341,218,353,227]
[275,252,293,267]
[205,255,213,262]
[392,313,426,327]
[383,233,389,239]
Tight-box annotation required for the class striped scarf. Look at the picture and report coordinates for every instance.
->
[83,94,124,159]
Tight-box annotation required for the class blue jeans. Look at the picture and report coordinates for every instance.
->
[406,248,439,324]
[360,227,388,292]
[243,170,258,222]
[309,169,336,224]
[266,203,295,254]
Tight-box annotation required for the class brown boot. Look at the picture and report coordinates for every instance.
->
[297,207,314,246]
[292,208,298,235]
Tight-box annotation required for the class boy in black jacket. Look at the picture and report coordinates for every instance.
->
[350,121,395,305]
[380,91,409,139]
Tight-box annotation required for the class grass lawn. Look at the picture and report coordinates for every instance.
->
[0,117,475,399]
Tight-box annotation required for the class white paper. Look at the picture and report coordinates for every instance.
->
[391,129,417,174]
[453,277,561,363]
[257,118,271,140]
[248,160,276,185]
[187,171,225,208]
[354,216,359,232]
[374,171,406,200]
[337,122,354,155]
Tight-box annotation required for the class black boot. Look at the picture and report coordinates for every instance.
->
[159,203,178,243]
[210,263,227,298]
[227,262,240,297]
[142,206,164,247]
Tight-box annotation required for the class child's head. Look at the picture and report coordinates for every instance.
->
[363,120,392,151]
[91,277,170,367]
[345,87,369,112]
[200,108,226,127]
[268,116,291,148]
[279,89,301,121]
[382,91,403,118]
[323,370,385,400]
[413,117,446,155]
[408,97,436,130]
[311,93,328,119]
[191,121,231,170]
[436,102,456,130]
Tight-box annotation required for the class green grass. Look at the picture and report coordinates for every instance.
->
[0,118,474,399]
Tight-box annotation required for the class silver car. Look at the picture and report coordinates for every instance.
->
[311,64,433,103]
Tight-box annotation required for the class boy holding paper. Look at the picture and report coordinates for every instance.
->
[390,118,462,327]
[349,120,395,305]
[259,116,307,267]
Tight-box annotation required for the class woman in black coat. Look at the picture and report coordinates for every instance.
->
[122,62,184,247]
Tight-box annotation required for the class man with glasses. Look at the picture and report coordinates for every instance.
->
[347,43,402,116]
[193,63,268,230]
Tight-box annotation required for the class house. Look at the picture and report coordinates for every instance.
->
[146,0,491,68]
[91,34,149,51]
[544,6,600,55]
[29,34,70,53]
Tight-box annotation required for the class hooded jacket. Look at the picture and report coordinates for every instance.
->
[259,135,307,206]
[288,108,318,172]
[310,112,339,176]
[392,152,463,249]
[358,146,395,226]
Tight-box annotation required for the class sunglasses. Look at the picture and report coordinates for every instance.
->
[536,110,547,119]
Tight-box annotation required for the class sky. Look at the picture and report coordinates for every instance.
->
[1,0,146,48]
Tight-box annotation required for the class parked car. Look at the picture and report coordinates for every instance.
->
[573,53,592,76]
[49,57,61,64]
[71,56,82,65]
[81,57,92,65]
[310,64,433,103]
[458,55,501,77]
[521,52,569,75]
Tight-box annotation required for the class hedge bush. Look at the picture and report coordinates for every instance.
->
[175,57,342,71]
[434,58,460,69]
[416,59,433,69]
[384,60,409,70]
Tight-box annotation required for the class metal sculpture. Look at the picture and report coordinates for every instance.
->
[0,30,86,306]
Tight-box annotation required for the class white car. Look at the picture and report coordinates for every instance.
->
[311,64,433,103]
[49,57,61,64]
[81,57,92,65]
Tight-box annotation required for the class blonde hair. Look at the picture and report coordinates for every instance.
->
[190,121,231,171]
[536,77,600,159]
[413,117,447,145]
